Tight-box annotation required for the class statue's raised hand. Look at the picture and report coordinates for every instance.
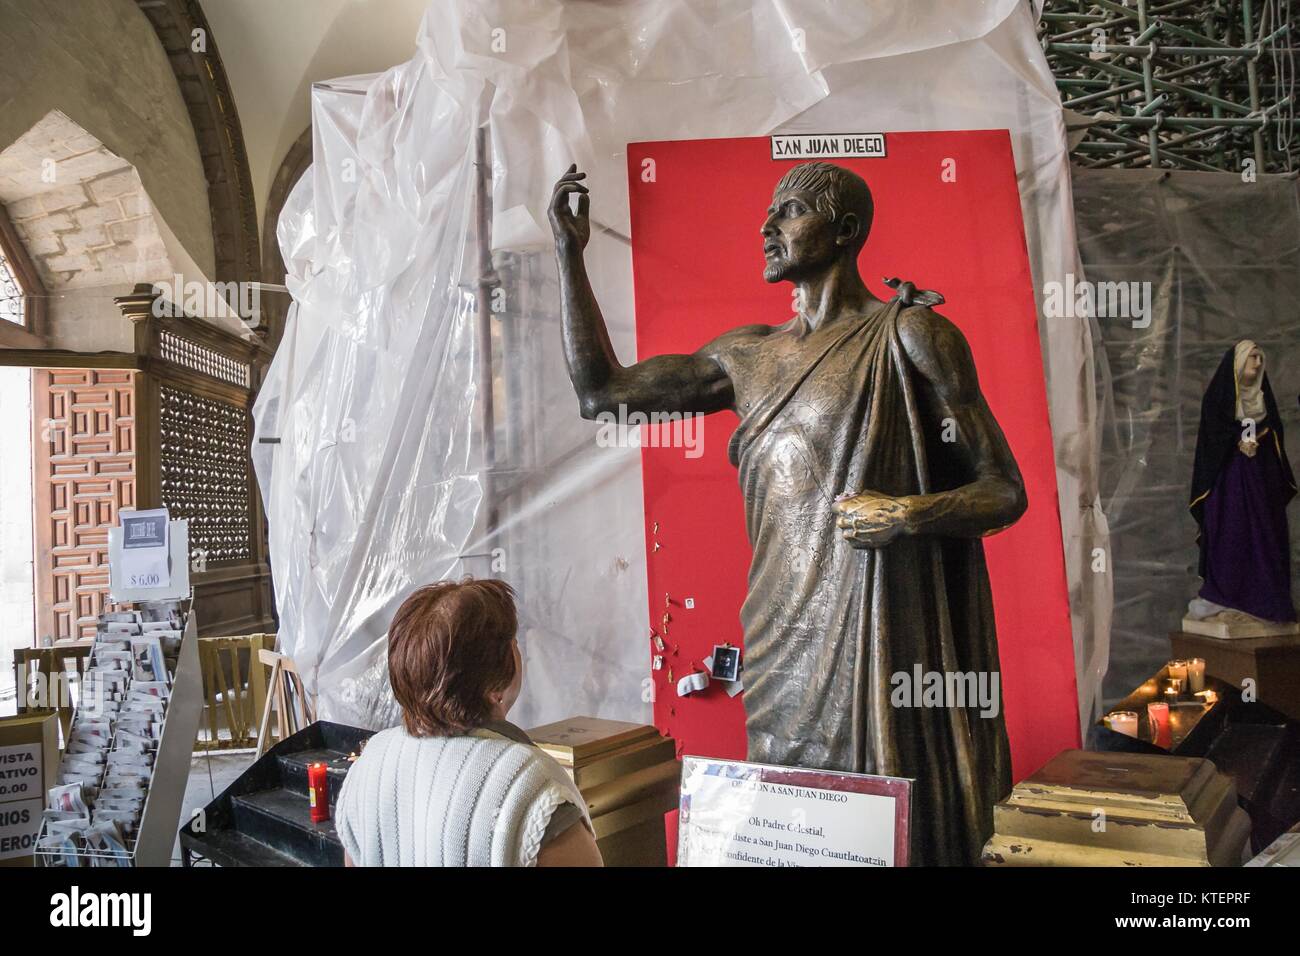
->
[549,164,591,252]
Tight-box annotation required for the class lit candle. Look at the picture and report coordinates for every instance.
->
[1147,701,1172,748]
[1106,711,1139,738]
[1195,689,1218,706]
[1167,659,1189,682]
[308,762,330,824]
[1187,658,1206,693]
[1167,678,1184,700]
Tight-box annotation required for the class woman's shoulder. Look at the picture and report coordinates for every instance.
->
[354,724,406,755]
[462,728,581,794]
[347,725,455,774]
[352,724,541,764]
[349,725,575,790]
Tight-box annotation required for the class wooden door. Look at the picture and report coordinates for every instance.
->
[31,368,137,642]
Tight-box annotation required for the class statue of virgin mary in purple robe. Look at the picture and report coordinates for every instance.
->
[1189,340,1297,623]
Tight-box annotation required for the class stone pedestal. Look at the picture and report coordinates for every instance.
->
[982,749,1250,867]
[527,716,679,867]
[1181,615,1300,639]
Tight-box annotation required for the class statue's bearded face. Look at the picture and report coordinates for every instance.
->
[761,188,841,283]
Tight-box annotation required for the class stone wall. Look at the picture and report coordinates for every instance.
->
[0,0,212,350]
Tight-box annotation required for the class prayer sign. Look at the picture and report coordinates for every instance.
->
[677,756,911,867]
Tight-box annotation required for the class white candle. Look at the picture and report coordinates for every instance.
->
[1187,658,1206,693]
[1107,711,1139,738]
[1167,659,1189,682]
[1109,711,1139,737]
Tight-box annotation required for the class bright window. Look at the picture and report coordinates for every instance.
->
[0,246,24,326]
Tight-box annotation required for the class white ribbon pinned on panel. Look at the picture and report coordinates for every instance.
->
[676,671,710,697]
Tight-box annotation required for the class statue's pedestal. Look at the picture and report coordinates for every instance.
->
[1248,822,1300,866]
[1181,615,1300,639]
[527,716,678,867]
[1170,629,1300,720]
[982,749,1250,867]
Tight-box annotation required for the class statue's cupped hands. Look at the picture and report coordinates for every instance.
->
[833,491,913,548]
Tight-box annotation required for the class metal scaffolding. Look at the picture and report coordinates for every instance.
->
[1041,0,1297,173]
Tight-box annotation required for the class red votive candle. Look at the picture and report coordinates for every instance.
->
[308,762,330,823]
[1147,701,1172,749]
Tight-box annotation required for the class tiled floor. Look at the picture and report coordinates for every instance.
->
[170,749,256,865]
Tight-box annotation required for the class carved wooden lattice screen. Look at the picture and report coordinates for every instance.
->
[116,285,274,636]
[159,385,253,565]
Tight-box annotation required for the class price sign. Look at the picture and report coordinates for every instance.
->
[0,799,42,861]
[0,743,42,802]
[118,508,170,590]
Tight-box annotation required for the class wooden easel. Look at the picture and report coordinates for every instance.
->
[196,634,276,750]
[12,642,93,743]
[255,649,316,757]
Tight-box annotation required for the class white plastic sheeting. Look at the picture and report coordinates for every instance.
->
[1074,169,1300,706]
[252,0,1110,735]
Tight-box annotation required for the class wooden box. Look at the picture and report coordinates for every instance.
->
[528,716,679,866]
[0,711,60,867]
[1170,630,1300,720]
[982,749,1251,867]
[1247,822,1300,866]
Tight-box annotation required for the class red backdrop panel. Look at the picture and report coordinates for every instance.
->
[627,132,1078,783]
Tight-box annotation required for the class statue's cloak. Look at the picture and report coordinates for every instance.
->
[728,294,1011,866]
[1190,345,1296,621]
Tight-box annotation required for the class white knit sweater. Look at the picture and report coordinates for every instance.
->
[336,726,588,867]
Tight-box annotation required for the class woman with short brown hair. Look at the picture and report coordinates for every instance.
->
[336,578,602,866]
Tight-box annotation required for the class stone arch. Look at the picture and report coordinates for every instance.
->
[132,0,261,288]
[259,126,313,350]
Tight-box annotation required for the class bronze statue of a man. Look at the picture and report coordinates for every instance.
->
[549,160,1027,865]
